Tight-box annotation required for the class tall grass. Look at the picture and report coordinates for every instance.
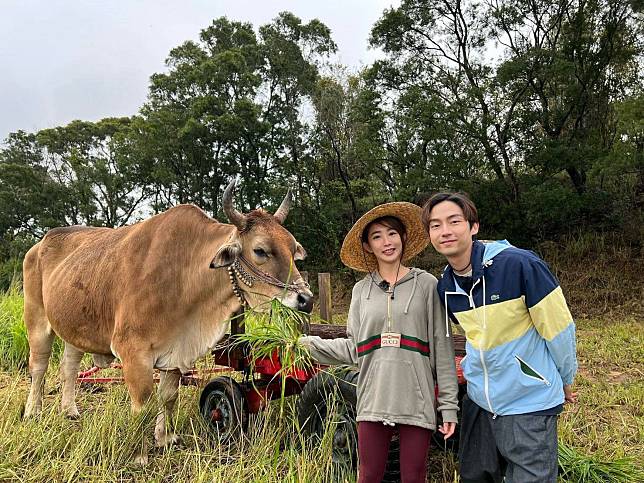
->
[0,283,63,371]
[0,374,356,482]
[558,442,644,482]
[0,282,28,370]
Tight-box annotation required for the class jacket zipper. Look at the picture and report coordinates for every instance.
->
[467,279,496,417]
[514,355,551,386]
[447,276,497,417]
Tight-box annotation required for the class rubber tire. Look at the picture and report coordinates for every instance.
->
[296,368,401,482]
[199,376,247,443]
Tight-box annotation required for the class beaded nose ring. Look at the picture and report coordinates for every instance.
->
[227,262,250,308]
[231,259,254,287]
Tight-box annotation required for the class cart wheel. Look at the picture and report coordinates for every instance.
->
[199,376,247,442]
[297,369,358,471]
[297,368,403,482]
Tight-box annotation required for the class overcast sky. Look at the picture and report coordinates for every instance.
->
[0,0,398,142]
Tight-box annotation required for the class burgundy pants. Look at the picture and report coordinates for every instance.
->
[357,421,432,483]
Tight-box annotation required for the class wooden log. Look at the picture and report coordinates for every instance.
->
[308,323,346,339]
[307,323,466,356]
[318,272,332,322]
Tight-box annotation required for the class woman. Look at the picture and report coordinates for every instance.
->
[301,202,459,483]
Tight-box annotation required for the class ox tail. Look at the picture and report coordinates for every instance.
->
[23,242,56,417]
[23,243,44,308]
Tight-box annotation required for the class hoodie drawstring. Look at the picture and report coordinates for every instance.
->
[366,279,373,300]
[482,274,487,329]
[444,291,450,338]
[403,270,418,314]
[481,259,493,329]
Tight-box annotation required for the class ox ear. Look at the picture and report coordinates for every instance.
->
[210,239,242,269]
[294,242,307,261]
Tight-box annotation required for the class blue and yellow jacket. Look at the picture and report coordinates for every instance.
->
[436,240,577,416]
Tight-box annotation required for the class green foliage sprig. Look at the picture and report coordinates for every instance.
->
[232,299,315,418]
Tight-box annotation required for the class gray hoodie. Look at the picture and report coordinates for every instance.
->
[301,268,459,429]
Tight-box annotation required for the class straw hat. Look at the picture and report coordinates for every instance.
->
[340,202,429,272]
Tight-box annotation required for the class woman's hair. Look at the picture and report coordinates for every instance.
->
[361,216,407,254]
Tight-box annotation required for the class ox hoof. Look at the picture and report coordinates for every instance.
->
[65,410,81,420]
[62,405,81,420]
[23,404,41,419]
[155,433,180,448]
[134,454,149,466]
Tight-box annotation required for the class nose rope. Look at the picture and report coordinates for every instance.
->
[234,255,307,293]
[225,256,310,310]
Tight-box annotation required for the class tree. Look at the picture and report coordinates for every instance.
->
[139,13,336,217]
[36,118,151,227]
[0,131,68,238]
[369,0,642,202]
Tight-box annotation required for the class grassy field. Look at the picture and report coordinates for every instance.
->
[0,233,642,481]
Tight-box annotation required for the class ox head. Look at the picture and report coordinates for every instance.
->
[210,179,314,313]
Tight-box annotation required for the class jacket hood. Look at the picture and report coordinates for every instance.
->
[482,239,512,262]
[439,240,512,295]
[442,239,512,281]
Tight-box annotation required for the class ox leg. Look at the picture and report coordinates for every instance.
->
[121,354,155,465]
[24,307,54,418]
[154,370,181,447]
[59,343,84,418]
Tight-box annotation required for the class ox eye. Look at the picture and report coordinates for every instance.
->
[253,248,268,258]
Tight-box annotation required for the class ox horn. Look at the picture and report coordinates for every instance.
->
[222,179,246,229]
[273,188,292,224]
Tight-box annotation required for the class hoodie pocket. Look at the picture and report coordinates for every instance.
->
[514,354,551,386]
[359,359,426,418]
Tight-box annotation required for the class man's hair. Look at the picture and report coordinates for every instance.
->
[361,215,407,253]
[421,192,479,232]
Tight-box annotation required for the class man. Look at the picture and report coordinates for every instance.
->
[421,192,577,483]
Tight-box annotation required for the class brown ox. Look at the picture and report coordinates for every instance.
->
[22,180,312,463]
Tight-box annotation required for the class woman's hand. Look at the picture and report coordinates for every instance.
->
[438,421,456,439]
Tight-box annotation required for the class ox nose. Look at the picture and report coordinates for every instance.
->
[297,292,314,314]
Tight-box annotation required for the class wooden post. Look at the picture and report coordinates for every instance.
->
[231,308,244,335]
[300,271,311,334]
[318,272,332,322]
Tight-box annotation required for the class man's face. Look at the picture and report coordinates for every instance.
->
[427,201,479,259]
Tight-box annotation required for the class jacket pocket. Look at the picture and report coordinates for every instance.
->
[358,359,426,418]
[459,354,468,372]
[514,354,551,386]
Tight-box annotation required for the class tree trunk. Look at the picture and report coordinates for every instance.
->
[566,167,587,194]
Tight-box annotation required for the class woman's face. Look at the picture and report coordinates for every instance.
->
[363,222,405,266]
